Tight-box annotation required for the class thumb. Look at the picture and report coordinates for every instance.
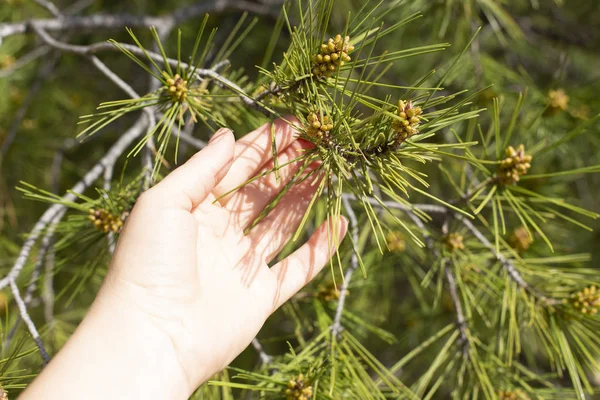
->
[147,128,235,210]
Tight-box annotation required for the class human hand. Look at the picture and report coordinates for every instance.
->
[22,119,347,400]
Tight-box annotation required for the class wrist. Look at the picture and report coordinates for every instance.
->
[22,283,193,400]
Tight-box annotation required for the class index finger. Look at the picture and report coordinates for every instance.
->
[212,117,301,203]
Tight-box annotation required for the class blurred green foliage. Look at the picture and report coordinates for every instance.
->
[1,0,600,398]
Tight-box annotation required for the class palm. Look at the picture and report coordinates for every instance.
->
[106,121,346,386]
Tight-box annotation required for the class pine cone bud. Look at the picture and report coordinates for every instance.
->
[498,389,530,400]
[312,34,354,77]
[497,144,532,185]
[444,232,465,252]
[163,72,188,103]
[306,112,334,141]
[88,208,125,233]
[286,373,313,399]
[386,231,406,252]
[0,291,7,315]
[570,285,600,315]
[546,88,569,115]
[509,227,532,253]
[392,100,422,142]
[0,54,15,70]
[317,284,347,302]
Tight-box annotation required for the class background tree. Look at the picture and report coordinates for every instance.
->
[1,0,600,398]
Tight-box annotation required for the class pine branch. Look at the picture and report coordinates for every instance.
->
[24,217,61,305]
[5,215,61,351]
[251,338,273,365]
[342,194,561,305]
[444,263,470,358]
[10,279,51,364]
[0,116,149,290]
[332,196,360,336]
[28,27,272,116]
[455,214,561,305]
[43,242,56,324]
[0,0,279,43]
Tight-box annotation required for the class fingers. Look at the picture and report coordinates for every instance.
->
[270,217,347,310]
[223,139,314,230]
[143,128,234,210]
[213,118,300,204]
[245,166,323,261]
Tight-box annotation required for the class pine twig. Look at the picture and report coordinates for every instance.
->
[10,280,51,364]
[251,338,273,364]
[43,242,56,323]
[332,196,359,336]
[455,215,561,305]
[0,116,149,290]
[444,263,470,358]
[28,27,273,116]
[451,176,494,205]
[341,194,560,305]
[0,0,279,43]
[24,216,61,305]
[103,162,117,254]
[6,214,62,350]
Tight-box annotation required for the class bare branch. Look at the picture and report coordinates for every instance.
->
[251,338,273,364]
[43,244,56,323]
[30,27,273,116]
[455,215,560,305]
[0,116,148,290]
[0,0,278,41]
[342,194,560,305]
[332,196,360,335]
[444,264,470,358]
[88,54,141,99]
[10,280,51,364]
[24,216,62,305]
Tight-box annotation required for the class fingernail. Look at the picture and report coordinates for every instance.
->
[209,128,231,144]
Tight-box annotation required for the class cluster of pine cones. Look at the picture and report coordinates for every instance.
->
[88,208,125,233]
[312,34,354,77]
[392,100,422,142]
[497,145,532,185]
[285,374,313,400]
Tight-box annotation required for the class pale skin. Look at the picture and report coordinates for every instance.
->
[21,119,347,399]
